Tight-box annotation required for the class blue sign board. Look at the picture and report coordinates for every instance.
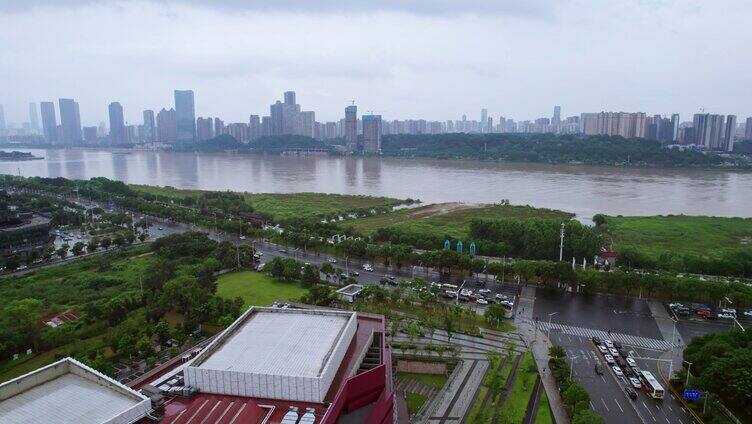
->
[683,389,701,401]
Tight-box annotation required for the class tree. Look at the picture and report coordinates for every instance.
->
[25,251,39,266]
[154,320,171,345]
[592,214,606,227]
[100,237,112,249]
[87,237,100,252]
[563,384,590,409]
[484,304,507,328]
[572,410,605,424]
[320,262,335,275]
[269,257,286,279]
[71,241,85,256]
[4,255,20,271]
[125,233,136,244]
[113,234,126,247]
[57,244,69,259]
[302,265,320,286]
[138,233,147,242]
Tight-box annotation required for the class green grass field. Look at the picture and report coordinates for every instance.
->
[396,372,448,389]
[215,271,308,307]
[499,352,537,422]
[606,215,752,257]
[130,184,404,221]
[534,389,554,424]
[405,392,428,414]
[350,203,573,239]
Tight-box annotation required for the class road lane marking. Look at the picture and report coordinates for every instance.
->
[601,398,610,412]
[667,405,672,412]
[614,398,624,412]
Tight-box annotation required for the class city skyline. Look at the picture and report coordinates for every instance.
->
[1,1,751,125]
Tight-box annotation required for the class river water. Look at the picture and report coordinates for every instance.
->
[1,148,750,219]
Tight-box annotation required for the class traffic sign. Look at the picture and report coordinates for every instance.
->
[684,389,701,401]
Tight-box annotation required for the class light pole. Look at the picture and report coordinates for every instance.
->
[683,360,693,389]
[559,223,565,261]
[569,355,578,378]
[455,279,467,305]
[548,312,558,338]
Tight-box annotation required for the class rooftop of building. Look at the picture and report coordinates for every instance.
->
[192,307,356,379]
[336,284,364,296]
[0,213,51,231]
[0,357,149,424]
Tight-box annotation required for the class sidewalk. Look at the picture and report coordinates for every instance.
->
[516,285,571,424]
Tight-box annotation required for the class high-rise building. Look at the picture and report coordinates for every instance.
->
[745,117,752,140]
[581,112,646,138]
[297,111,315,138]
[724,115,737,152]
[362,114,382,154]
[284,91,296,105]
[142,110,156,142]
[249,115,260,140]
[693,113,725,149]
[40,101,57,143]
[261,116,270,137]
[480,109,488,133]
[345,104,357,151]
[670,114,680,141]
[214,117,225,136]
[28,103,40,132]
[552,106,561,126]
[83,126,98,142]
[108,102,126,144]
[58,98,82,144]
[174,90,196,142]
[196,117,214,141]
[156,108,177,142]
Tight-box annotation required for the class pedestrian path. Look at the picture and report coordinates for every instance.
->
[535,321,674,351]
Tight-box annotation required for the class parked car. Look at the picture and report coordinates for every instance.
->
[718,313,735,319]
[613,341,623,349]
[495,293,509,301]
[612,366,623,376]
[675,307,691,316]
[617,348,629,358]
[697,310,716,319]
[327,258,337,263]
[744,310,752,317]
[363,264,374,271]
[349,271,359,277]
[339,273,348,279]
[595,363,604,375]
[474,280,486,287]
[629,377,641,389]
[720,308,736,315]
[604,354,615,364]
[625,387,638,400]
[626,357,637,368]
[478,289,492,296]
[609,348,620,357]
[592,336,602,345]
[604,340,614,349]
[239,235,246,240]
[442,290,456,299]
[278,248,288,253]
[597,345,608,354]
[476,298,489,305]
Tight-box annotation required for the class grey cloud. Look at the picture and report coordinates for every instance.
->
[0,0,554,18]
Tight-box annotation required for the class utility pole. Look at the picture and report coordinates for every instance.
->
[559,222,565,261]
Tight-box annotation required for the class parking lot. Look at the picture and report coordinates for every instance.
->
[666,302,751,344]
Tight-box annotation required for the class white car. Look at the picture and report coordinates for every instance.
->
[609,348,619,357]
[500,300,514,307]
[327,258,337,263]
[629,377,641,389]
[597,345,608,354]
[363,264,373,271]
[612,366,623,376]
[718,313,735,319]
[604,354,615,364]
[668,302,684,310]
[744,310,752,317]
[476,298,489,305]
[626,357,637,368]
[478,289,492,295]
[720,308,736,315]
[239,235,246,240]
[604,340,614,349]
[495,293,508,301]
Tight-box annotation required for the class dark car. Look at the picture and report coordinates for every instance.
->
[595,363,604,375]
[474,280,486,287]
[613,341,623,349]
[379,278,389,285]
[340,273,348,279]
[625,387,638,400]
[278,249,288,254]
[350,271,360,277]
[592,336,602,345]
[617,348,629,358]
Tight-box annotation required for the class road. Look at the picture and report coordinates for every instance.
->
[534,288,695,424]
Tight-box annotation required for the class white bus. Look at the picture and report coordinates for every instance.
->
[639,370,665,399]
[441,283,458,291]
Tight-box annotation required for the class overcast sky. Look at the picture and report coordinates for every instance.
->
[1,0,751,127]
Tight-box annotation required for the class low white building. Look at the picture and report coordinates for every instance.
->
[336,284,364,303]
[0,357,150,424]
[184,307,357,403]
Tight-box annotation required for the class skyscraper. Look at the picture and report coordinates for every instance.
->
[552,106,561,126]
[142,110,156,142]
[345,104,357,152]
[40,101,57,143]
[480,109,488,133]
[174,90,196,142]
[214,117,225,136]
[83,126,98,142]
[296,111,315,138]
[362,114,382,154]
[29,103,40,132]
[196,117,214,141]
[284,91,296,105]
[108,102,126,144]
[670,114,680,141]
[156,108,177,142]
[745,117,752,140]
[724,115,737,152]
[58,98,82,144]
[270,101,284,136]
[249,115,260,141]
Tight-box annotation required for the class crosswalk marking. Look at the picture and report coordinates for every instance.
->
[536,321,674,351]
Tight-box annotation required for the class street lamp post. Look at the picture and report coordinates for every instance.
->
[548,312,558,338]
[570,355,578,379]
[683,360,693,389]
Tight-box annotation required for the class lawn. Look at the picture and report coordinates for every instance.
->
[405,392,428,415]
[350,203,573,240]
[606,215,752,258]
[534,389,554,424]
[396,372,448,389]
[499,352,537,422]
[215,271,308,307]
[130,184,405,221]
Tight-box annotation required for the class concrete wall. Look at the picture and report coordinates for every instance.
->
[395,360,448,375]
[184,366,321,402]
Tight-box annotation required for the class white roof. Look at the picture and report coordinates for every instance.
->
[0,358,149,424]
[197,308,353,378]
